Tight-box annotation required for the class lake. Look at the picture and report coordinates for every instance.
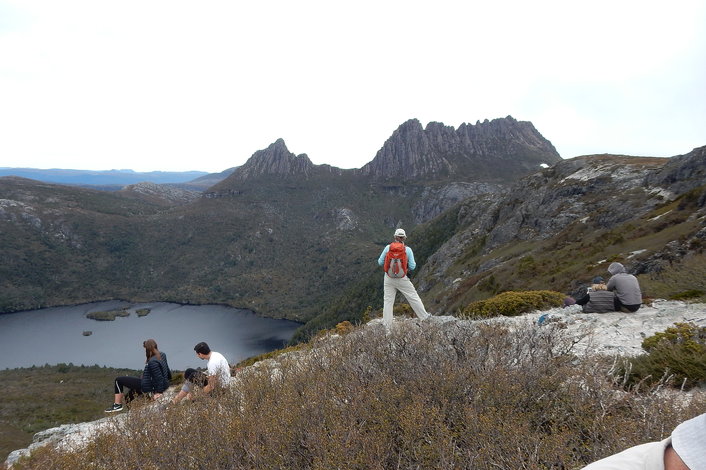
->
[0,301,301,370]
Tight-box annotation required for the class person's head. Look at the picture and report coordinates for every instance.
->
[143,338,161,362]
[184,368,207,386]
[670,413,706,469]
[607,262,626,276]
[194,341,211,359]
[394,228,406,243]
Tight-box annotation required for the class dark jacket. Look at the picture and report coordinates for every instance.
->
[141,352,171,393]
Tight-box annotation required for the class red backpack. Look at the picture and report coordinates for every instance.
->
[383,242,408,278]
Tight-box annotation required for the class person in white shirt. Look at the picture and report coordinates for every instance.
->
[581,413,706,470]
[194,341,231,393]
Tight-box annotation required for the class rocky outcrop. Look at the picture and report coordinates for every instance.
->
[646,145,706,196]
[416,154,677,293]
[120,182,201,205]
[359,116,561,182]
[411,182,504,223]
[225,139,343,182]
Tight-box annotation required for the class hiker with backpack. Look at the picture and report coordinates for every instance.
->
[377,228,431,330]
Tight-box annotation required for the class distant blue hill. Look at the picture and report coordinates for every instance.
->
[0,168,210,187]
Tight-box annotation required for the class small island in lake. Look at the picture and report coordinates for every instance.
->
[86,308,131,321]
[85,307,151,321]
[136,308,151,317]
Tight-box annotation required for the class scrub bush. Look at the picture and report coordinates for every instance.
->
[618,322,706,390]
[12,320,703,470]
[459,290,566,318]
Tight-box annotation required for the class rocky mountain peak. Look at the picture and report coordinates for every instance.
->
[359,116,562,182]
[231,139,315,180]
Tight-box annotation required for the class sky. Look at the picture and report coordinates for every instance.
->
[1,1,705,173]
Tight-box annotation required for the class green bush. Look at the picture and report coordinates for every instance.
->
[668,290,706,301]
[618,322,706,390]
[459,290,566,318]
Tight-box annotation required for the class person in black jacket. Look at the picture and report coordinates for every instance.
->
[105,338,172,413]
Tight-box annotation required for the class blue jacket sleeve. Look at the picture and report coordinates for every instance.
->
[378,245,389,266]
[406,247,416,271]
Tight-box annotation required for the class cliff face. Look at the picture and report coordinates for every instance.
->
[359,116,561,181]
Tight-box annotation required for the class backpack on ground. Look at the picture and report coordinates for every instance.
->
[384,242,408,278]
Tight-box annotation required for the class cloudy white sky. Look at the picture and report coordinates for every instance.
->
[1,1,705,173]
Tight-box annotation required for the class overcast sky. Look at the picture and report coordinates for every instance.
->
[1,1,705,173]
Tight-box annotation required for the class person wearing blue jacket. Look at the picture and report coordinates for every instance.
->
[377,228,431,331]
[105,338,171,413]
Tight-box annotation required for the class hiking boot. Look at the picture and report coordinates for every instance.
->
[104,403,123,413]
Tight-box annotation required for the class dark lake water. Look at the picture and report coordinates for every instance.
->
[0,301,301,370]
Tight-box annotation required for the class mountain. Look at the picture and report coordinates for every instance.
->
[1,116,703,342]
[359,116,560,181]
[0,168,210,188]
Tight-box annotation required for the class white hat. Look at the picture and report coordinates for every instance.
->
[672,413,706,469]
[394,228,406,238]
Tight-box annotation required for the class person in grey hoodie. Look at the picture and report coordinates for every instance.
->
[606,262,642,312]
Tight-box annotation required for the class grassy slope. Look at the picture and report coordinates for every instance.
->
[0,365,140,463]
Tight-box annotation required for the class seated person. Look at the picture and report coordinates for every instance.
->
[606,262,642,312]
[171,368,206,404]
[172,342,231,404]
[575,277,616,313]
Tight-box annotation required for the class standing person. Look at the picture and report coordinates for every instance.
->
[105,339,171,413]
[377,228,431,330]
[575,277,617,313]
[606,262,642,312]
[194,342,231,394]
[581,412,706,469]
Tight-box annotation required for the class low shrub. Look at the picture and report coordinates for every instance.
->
[459,290,566,318]
[617,322,706,390]
[13,321,703,469]
[668,289,706,301]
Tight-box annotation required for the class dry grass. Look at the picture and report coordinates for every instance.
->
[10,320,705,470]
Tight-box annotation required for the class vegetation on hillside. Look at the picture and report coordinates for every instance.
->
[10,320,705,470]
[0,364,141,463]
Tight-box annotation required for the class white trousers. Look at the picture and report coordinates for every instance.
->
[382,274,430,328]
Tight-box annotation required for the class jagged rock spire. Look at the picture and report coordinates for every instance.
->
[359,116,561,181]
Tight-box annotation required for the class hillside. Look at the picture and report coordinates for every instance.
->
[411,148,706,313]
[6,300,706,468]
